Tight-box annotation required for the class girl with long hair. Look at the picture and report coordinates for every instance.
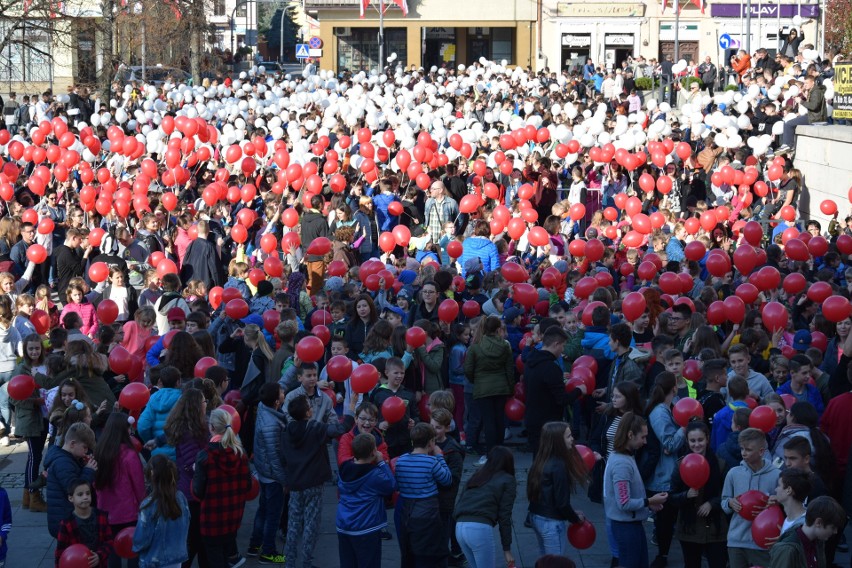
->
[447,322,471,439]
[603,413,669,568]
[527,422,589,557]
[93,411,145,568]
[346,294,378,356]
[645,372,687,568]
[164,388,210,568]
[0,294,21,444]
[453,446,517,568]
[360,319,396,364]
[47,376,93,445]
[59,340,114,427]
[164,331,204,381]
[238,323,275,451]
[669,422,728,568]
[192,407,252,568]
[60,282,98,337]
[121,307,156,360]
[12,333,49,510]
[133,455,192,568]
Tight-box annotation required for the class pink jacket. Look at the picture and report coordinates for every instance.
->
[60,301,98,337]
[94,445,145,525]
[174,227,192,269]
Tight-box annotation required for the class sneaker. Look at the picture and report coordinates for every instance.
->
[246,545,260,557]
[503,428,512,440]
[0,437,9,447]
[258,552,286,565]
[476,455,487,466]
[228,555,246,568]
[459,432,466,446]
[380,529,392,540]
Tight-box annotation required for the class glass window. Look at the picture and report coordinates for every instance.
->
[336,27,406,72]
[236,4,247,17]
[0,22,51,83]
[492,27,513,64]
[214,0,226,16]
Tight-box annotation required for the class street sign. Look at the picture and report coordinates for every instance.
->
[309,48,322,57]
[295,44,310,59]
[719,33,732,49]
[834,62,852,119]
[309,36,323,49]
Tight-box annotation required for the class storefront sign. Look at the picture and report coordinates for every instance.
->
[562,34,591,47]
[556,2,644,17]
[710,3,819,17]
[605,34,634,45]
[834,62,852,119]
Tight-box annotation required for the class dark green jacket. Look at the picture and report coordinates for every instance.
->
[769,526,826,568]
[10,362,63,437]
[464,335,515,399]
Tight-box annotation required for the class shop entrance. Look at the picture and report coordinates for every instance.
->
[423,27,456,70]
[561,33,590,74]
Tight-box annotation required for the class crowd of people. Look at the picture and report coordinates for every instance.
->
[0,33,848,568]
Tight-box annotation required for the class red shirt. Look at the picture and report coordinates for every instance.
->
[820,392,852,476]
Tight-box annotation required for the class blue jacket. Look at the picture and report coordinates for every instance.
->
[776,381,824,416]
[0,488,9,560]
[336,460,397,535]
[45,445,95,537]
[224,276,251,299]
[711,401,749,452]
[647,404,686,492]
[253,403,288,486]
[665,239,685,263]
[138,388,182,460]
[459,237,500,276]
[449,343,467,387]
[132,491,191,568]
[581,327,616,360]
[372,193,399,231]
[717,430,743,474]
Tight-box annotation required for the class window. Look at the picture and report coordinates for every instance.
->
[236,3,247,17]
[213,0,226,16]
[336,27,406,72]
[0,21,52,83]
[492,28,513,64]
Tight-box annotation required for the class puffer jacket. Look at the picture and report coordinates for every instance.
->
[175,432,208,501]
[138,387,182,460]
[45,445,95,537]
[459,237,500,276]
[253,403,288,485]
[464,334,514,399]
[336,460,396,535]
[59,300,98,337]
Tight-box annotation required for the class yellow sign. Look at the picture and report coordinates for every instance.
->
[834,61,852,119]
[556,2,645,17]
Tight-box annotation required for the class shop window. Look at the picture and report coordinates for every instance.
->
[336,27,406,72]
[492,27,513,64]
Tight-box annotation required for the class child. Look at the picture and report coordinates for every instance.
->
[431,408,465,564]
[192,408,252,568]
[721,427,781,568]
[448,324,470,443]
[137,366,182,460]
[394,423,453,567]
[782,437,829,499]
[55,479,113,567]
[224,260,251,299]
[776,355,824,416]
[46,377,91,446]
[319,337,361,417]
[718,407,752,475]
[663,348,696,400]
[120,307,156,361]
[710,376,750,453]
[137,270,161,309]
[132,455,191,568]
[769,355,790,389]
[773,468,811,534]
[12,333,49,511]
[371,356,419,458]
[697,358,728,430]
[282,395,353,568]
[429,390,460,442]
[35,283,60,330]
[439,222,457,266]
[0,486,9,567]
[769,496,846,568]
[60,283,98,338]
[336,433,397,568]
[727,344,774,402]
[45,422,97,538]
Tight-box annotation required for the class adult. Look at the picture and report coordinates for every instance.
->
[464,316,515,459]
[458,221,500,277]
[407,280,441,327]
[301,194,330,293]
[53,228,90,301]
[10,222,40,292]
[697,56,718,97]
[779,75,826,153]
[180,220,226,289]
[779,27,804,58]
[424,181,459,241]
[346,294,378,357]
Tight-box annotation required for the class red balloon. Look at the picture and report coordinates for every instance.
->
[194,356,218,378]
[208,287,224,310]
[737,489,770,520]
[218,404,241,434]
[807,281,833,303]
[823,295,852,323]
[761,301,789,331]
[683,359,702,382]
[114,526,137,559]
[684,241,707,262]
[501,262,529,284]
[447,241,463,259]
[26,244,47,264]
[225,299,249,320]
[7,374,35,401]
[296,336,325,363]
[735,283,759,304]
[528,226,550,247]
[567,520,597,550]
[351,364,379,393]
[382,396,407,423]
[673,397,704,427]
[119,382,150,411]
[96,299,119,324]
[462,300,481,318]
[742,221,763,246]
[622,292,647,322]
[438,299,460,323]
[783,273,807,295]
[326,355,353,382]
[749,405,776,433]
[30,309,49,335]
[752,505,784,549]
[723,296,746,323]
[573,444,596,473]
[88,262,109,283]
[108,346,133,375]
[572,355,599,375]
[60,544,92,568]
[567,366,595,395]
[504,398,525,421]
[306,237,331,256]
[574,277,599,299]
[679,453,711,490]
[512,283,538,308]
[706,301,727,325]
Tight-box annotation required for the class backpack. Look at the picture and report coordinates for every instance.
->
[637,421,661,484]
[156,292,183,316]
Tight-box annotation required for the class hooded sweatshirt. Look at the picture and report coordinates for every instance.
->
[137,387,182,460]
[721,457,780,550]
[282,415,353,491]
[336,460,397,535]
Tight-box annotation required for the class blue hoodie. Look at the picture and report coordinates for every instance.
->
[458,237,500,276]
[372,193,399,231]
[336,460,397,536]
[721,458,780,550]
[138,387,182,460]
[581,326,616,360]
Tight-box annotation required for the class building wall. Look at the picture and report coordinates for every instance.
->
[793,125,852,227]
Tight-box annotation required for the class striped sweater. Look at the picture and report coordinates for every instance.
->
[394,453,452,499]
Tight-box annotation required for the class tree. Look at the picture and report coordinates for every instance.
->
[825,0,852,54]
[265,6,299,62]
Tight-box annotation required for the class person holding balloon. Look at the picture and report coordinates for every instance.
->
[668,421,728,568]
[60,283,98,339]
[55,479,114,568]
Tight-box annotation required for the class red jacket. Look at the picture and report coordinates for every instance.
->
[192,442,252,537]
[821,392,852,478]
[55,509,113,567]
[337,427,390,466]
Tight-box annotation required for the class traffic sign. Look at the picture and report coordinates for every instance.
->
[295,44,310,59]
[309,36,323,49]
[719,33,732,49]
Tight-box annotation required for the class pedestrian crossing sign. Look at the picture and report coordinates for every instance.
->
[296,44,310,59]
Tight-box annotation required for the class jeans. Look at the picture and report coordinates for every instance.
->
[681,540,728,568]
[463,391,482,452]
[0,371,13,434]
[611,520,649,568]
[455,522,501,568]
[250,481,285,554]
[782,114,810,147]
[338,531,382,568]
[476,396,506,455]
[530,513,567,557]
[605,517,618,559]
[728,547,770,568]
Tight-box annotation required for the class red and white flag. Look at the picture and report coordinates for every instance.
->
[360,0,370,17]
[391,0,409,16]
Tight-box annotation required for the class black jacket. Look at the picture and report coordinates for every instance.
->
[527,457,581,523]
[180,237,225,289]
[453,471,516,551]
[300,210,330,262]
[282,415,353,491]
[95,284,139,321]
[53,244,85,295]
[436,435,465,513]
[524,349,582,444]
